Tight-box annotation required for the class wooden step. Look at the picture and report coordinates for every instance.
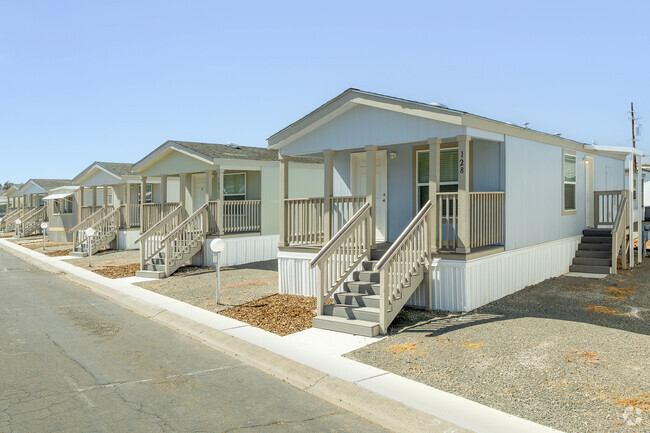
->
[575,250,611,259]
[333,292,380,308]
[312,315,380,337]
[581,236,612,244]
[573,257,611,267]
[344,281,380,295]
[583,229,612,237]
[323,304,380,322]
[578,242,611,251]
[362,260,378,271]
[569,264,611,274]
[352,270,380,283]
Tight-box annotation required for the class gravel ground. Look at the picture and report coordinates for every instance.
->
[67,249,141,267]
[136,260,279,314]
[347,262,650,433]
[10,237,72,254]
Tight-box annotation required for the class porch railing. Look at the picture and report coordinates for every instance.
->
[141,202,180,233]
[121,204,140,228]
[284,198,325,246]
[594,190,624,227]
[72,207,108,252]
[610,192,629,275]
[223,200,261,234]
[310,203,372,315]
[375,200,431,333]
[2,208,22,232]
[17,206,48,238]
[80,205,103,222]
[436,193,458,251]
[331,196,366,234]
[470,192,504,249]
[137,206,183,270]
[160,204,208,277]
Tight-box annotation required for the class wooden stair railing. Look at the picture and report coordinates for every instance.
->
[18,206,48,237]
[2,208,22,232]
[158,204,208,277]
[72,206,107,252]
[374,200,432,334]
[610,192,629,275]
[309,203,372,316]
[83,206,122,254]
[137,205,182,271]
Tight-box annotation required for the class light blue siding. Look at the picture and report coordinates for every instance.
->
[472,139,504,191]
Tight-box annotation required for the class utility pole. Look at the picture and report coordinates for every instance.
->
[631,102,637,171]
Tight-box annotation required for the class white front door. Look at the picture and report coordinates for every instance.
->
[351,150,388,242]
[585,156,594,227]
[192,174,206,212]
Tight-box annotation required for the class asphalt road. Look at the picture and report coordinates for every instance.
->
[0,249,389,433]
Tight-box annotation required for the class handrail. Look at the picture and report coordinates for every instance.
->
[135,204,181,243]
[375,201,432,271]
[310,202,371,267]
[71,206,106,232]
[90,206,122,230]
[160,203,208,244]
[610,193,628,274]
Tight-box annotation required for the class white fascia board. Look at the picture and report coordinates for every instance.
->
[17,181,44,195]
[75,165,123,185]
[465,128,505,142]
[214,158,277,170]
[134,145,214,172]
[585,144,644,156]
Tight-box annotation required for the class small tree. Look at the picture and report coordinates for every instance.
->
[2,181,13,190]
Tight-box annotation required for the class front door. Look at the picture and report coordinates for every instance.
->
[192,174,206,212]
[351,150,388,242]
[585,156,594,227]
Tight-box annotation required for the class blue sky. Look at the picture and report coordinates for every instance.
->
[1,0,648,183]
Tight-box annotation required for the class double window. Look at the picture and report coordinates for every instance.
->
[415,148,459,210]
[223,173,246,201]
[563,151,576,213]
[53,197,73,214]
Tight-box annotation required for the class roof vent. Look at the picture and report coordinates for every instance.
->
[523,122,530,129]
[554,132,562,137]
[225,142,241,149]
[429,102,448,109]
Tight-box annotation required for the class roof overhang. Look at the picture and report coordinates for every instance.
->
[584,144,644,157]
[132,141,214,173]
[43,191,75,200]
[73,164,125,184]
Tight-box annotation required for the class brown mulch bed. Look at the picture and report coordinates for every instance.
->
[0,235,12,239]
[44,249,72,257]
[91,263,140,279]
[220,294,323,336]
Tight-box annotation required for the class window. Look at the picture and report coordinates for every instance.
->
[416,148,459,210]
[563,151,577,213]
[54,197,73,214]
[223,173,246,201]
[138,185,153,204]
[107,187,113,206]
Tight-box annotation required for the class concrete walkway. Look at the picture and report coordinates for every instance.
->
[0,239,563,433]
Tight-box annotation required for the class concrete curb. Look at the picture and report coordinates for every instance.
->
[0,239,564,433]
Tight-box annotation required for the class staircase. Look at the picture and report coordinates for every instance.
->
[17,206,47,237]
[136,204,206,279]
[2,208,22,233]
[311,201,432,336]
[569,229,613,274]
[71,206,118,257]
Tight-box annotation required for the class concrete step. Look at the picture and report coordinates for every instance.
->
[575,250,611,259]
[344,281,380,295]
[352,270,380,283]
[69,251,87,257]
[569,264,611,274]
[312,315,380,337]
[333,292,380,308]
[583,229,612,237]
[578,242,611,251]
[573,257,611,267]
[581,236,612,244]
[323,304,380,322]
[135,270,166,279]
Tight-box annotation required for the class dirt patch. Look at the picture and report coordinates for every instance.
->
[219,294,321,336]
[611,394,650,412]
[585,305,626,316]
[387,343,422,354]
[22,241,71,251]
[604,285,637,300]
[44,249,72,257]
[463,342,484,349]
[564,350,600,364]
[91,263,140,279]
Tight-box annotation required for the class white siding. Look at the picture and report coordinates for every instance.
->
[202,234,280,267]
[281,104,465,155]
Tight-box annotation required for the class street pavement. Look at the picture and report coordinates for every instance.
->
[0,249,390,433]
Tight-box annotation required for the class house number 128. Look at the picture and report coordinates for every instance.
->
[459,150,465,174]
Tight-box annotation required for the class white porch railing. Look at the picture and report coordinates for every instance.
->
[594,190,624,227]
[121,204,140,228]
[137,206,183,270]
[141,202,180,233]
[470,192,504,249]
[72,207,108,252]
[436,193,458,251]
[223,200,261,234]
[375,200,432,333]
[284,198,325,246]
[310,203,372,315]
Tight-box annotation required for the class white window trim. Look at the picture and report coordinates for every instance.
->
[562,150,577,215]
[416,149,459,210]
[224,172,246,201]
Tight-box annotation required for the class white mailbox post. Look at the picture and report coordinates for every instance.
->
[41,222,48,251]
[15,219,21,238]
[210,238,226,304]
[85,227,96,267]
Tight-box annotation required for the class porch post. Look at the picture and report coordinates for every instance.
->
[91,186,97,211]
[428,138,441,254]
[279,156,289,246]
[78,187,84,225]
[103,185,108,207]
[216,167,224,235]
[323,150,334,242]
[205,170,211,205]
[139,177,146,234]
[125,183,131,227]
[636,155,643,264]
[179,173,189,219]
[365,145,377,248]
[456,135,471,254]
[113,184,121,209]
[161,175,168,204]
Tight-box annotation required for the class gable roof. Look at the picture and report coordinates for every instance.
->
[267,89,641,158]
[20,179,72,193]
[133,140,321,172]
[72,161,135,184]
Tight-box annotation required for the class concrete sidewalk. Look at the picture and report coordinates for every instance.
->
[0,238,563,433]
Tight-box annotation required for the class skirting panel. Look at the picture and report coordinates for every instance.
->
[204,234,280,267]
[118,229,140,250]
[278,251,319,297]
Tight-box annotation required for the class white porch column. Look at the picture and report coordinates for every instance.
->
[139,177,147,233]
[216,167,224,235]
[205,170,212,205]
[78,187,85,224]
[103,185,108,207]
[428,138,441,254]
[91,186,97,210]
[179,173,189,219]
[365,145,377,248]
[125,183,132,227]
[323,150,334,242]
[279,156,289,246]
[636,155,643,264]
[160,175,168,204]
[456,135,471,254]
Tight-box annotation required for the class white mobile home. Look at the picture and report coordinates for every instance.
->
[268,89,642,336]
